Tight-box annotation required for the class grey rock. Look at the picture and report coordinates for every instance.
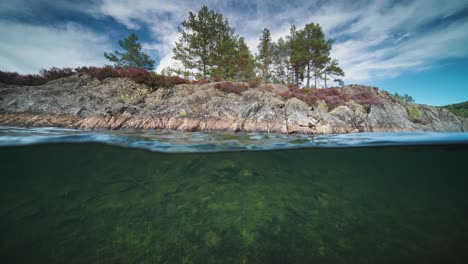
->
[0,75,464,134]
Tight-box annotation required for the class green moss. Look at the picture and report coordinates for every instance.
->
[407,104,422,120]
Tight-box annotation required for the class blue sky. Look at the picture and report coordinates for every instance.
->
[0,0,467,105]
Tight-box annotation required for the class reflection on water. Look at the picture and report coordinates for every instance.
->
[1,143,467,263]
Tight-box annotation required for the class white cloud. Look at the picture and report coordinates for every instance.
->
[0,21,109,74]
[329,0,468,82]
[90,0,468,81]
[1,0,467,82]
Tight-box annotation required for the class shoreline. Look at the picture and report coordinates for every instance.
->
[0,75,465,135]
[0,112,463,135]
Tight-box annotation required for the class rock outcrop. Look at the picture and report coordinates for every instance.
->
[0,74,464,134]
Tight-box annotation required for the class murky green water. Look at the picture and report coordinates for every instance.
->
[1,143,468,263]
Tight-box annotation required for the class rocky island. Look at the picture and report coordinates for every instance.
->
[0,73,465,134]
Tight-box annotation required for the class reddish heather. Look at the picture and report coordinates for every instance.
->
[1,66,191,89]
[214,82,249,94]
[280,86,381,109]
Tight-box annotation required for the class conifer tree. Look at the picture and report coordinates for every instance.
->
[104,33,155,70]
[174,5,235,79]
[235,37,256,80]
[257,28,273,83]
[173,38,193,78]
[323,59,345,87]
[272,37,290,84]
[288,25,308,86]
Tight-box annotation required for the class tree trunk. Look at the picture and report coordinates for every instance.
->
[306,64,310,88]
[314,69,317,88]
[324,73,327,88]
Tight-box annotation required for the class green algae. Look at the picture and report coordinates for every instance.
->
[1,143,468,263]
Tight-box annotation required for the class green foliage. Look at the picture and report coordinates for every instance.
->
[173,6,256,81]
[234,37,256,81]
[271,37,290,84]
[444,101,468,118]
[407,104,422,120]
[393,92,415,103]
[288,25,308,86]
[257,28,273,83]
[268,23,344,88]
[174,6,235,79]
[211,37,238,80]
[172,38,194,78]
[323,59,345,88]
[302,23,332,88]
[104,33,155,71]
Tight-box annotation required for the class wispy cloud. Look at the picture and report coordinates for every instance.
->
[1,0,467,83]
[0,21,109,73]
[88,0,468,81]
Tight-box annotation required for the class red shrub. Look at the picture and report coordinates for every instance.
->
[192,79,209,84]
[260,84,275,92]
[213,76,224,82]
[214,82,249,94]
[169,76,190,86]
[247,77,262,88]
[0,71,19,84]
[351,91,382,106]
[0,71,47,86]
[39,67,74,80]
[0,66,206,90]
[279,86,351,109]
[75,66,100,75]
[91,66,120,80]
[116,67,149,83]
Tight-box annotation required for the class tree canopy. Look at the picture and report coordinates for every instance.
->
[172,6,344,87]
[173,6,255,81]
[267,23,343,88]
[104,33,155,71]
[257,28,273,83]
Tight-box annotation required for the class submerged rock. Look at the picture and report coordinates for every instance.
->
[0,74,463,134]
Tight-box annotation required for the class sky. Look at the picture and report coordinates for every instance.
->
[0,0,467,106]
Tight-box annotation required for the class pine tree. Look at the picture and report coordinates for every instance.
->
[173,37,193,78]
[323,59,345,87]
[302,23,332,88]
[312,25,332,88]
[174,5,235,79]
[288,25,308,86]
[235,37,256,80]
[104,33,155,71]
[257,28,273,83]
[211,36,238,80]
[272,37,290,84]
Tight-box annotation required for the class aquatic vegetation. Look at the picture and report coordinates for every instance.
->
[1,143,467,263]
